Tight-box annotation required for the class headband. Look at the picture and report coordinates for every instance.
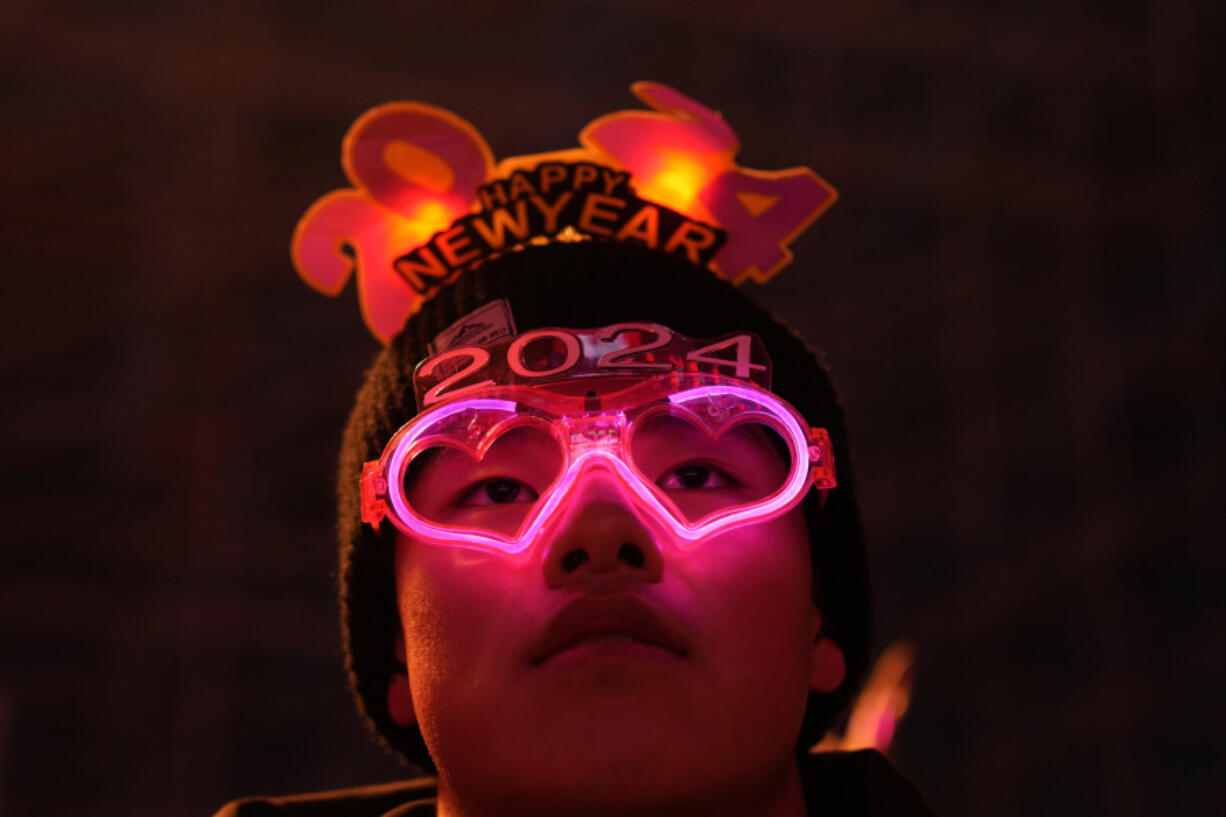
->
[292,82,838,343]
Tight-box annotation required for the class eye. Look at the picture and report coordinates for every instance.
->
[659,463,735,491]
[460,478,540,506]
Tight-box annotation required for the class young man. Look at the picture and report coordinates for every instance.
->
[217,87,937,816]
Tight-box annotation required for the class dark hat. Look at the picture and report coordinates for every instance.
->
[336,239,870,770]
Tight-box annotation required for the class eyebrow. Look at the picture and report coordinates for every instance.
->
[408,427,561,479]
[634,417,787,465]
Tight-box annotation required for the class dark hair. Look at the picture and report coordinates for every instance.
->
[337,240,871,771]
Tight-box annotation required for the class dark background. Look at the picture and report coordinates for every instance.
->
[3,2,1223,815]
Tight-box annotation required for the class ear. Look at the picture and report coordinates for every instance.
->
[386,635,417,728]
[809,608,846,693]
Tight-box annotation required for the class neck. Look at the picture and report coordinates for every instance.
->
[434,756,809,817]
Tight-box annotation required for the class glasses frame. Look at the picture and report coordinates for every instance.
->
[361,376,835,555]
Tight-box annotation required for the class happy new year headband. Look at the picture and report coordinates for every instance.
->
[292,82,838,344]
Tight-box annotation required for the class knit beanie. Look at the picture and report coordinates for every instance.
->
[336,238,871,771]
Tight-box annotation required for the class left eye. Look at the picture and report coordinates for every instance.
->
[659,463,734,491]
[460,478,539,506]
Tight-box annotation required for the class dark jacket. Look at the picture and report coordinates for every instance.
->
[213,749,937,816]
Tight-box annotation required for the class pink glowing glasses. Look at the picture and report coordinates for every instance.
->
[361,374,835,555]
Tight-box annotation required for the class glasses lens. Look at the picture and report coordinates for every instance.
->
[629,401,794,526]
[402,412,565,538]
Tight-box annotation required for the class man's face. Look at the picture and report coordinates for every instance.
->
[387,393,843,813]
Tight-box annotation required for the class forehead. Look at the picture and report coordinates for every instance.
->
[632,412,784,457]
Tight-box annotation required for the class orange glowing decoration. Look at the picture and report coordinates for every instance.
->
[582,82,838,284]
[814,641,916,755]
[292,83,838,343]
[292,104,494,342]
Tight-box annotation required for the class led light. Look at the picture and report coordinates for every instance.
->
[364,378,834,556]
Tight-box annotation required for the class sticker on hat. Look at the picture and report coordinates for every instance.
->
[428,299,518,356]
[292,82,838,344]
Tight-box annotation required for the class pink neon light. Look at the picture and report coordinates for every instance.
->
[364,382,834,556]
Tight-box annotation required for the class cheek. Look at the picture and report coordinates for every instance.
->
[692,510,815,679]
[392,541,536,726]
[671,508,816,754]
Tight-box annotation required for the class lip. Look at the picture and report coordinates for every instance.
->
[530,594,690,666]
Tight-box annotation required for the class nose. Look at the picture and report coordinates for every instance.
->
[541,466,665,589]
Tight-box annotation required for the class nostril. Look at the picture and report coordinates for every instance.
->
[618,543,645,569]
[560,550,590,573]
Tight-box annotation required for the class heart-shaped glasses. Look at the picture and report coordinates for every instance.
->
[361,376,835,554]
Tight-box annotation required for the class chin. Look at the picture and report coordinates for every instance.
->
[441,717,771,816]
[469,744,711,817]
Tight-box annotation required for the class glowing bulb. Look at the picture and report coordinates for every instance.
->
[638,153,714,214]
[381,201,460,257]
[414,201,455,234]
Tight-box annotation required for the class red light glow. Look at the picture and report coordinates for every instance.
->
[814,641,915,755]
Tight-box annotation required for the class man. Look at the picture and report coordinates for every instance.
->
[217,87,937,816]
